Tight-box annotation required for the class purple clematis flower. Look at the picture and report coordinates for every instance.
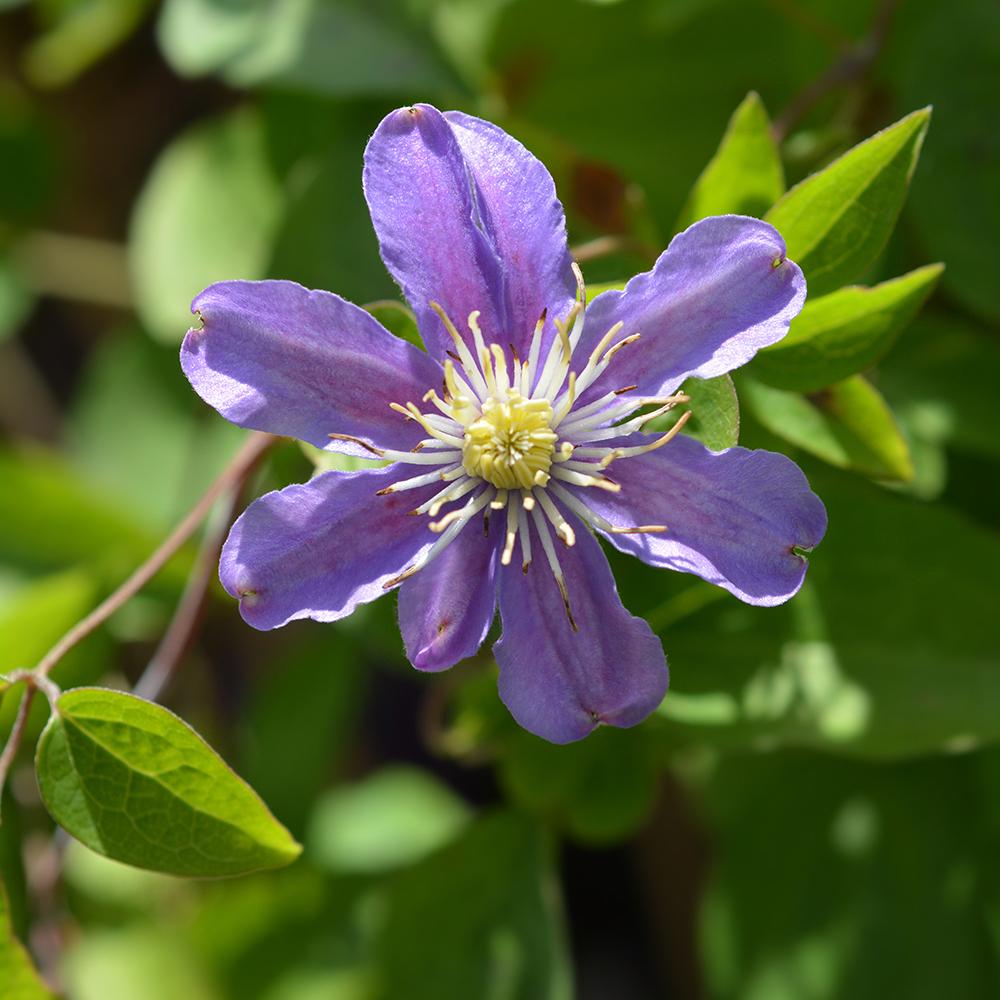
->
[181,104,826,744]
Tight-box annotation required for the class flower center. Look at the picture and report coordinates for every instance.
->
[462,393,557,489]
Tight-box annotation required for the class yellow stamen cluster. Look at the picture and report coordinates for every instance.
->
[462,393,557,489]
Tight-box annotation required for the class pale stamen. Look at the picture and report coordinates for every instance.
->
[530,504,578,631]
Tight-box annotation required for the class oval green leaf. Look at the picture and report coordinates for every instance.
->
[677,91,784,228]
[35,688,301,877]
[751,264,943,392]
[766,109,931,298]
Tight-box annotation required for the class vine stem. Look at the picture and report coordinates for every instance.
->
[32,431,274,682]
[0,686,37,795]
[0,431,274,797]
[0,431,273,796]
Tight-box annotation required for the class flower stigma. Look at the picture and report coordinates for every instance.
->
[330,264,691,628]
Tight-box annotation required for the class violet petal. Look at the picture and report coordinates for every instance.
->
[363,104,575,361]
[494,510,668,744]
[398,518,499,672]
[220,466,438,630]
[182,280,443,456]
[580,216,806,404]
[577,432,827,606]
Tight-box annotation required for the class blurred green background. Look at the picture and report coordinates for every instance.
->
[1,0,999,997]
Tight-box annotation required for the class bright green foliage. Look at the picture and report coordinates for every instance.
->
[0,879,53,1000]
[307,767,471,873]
[677,91,784,227]
[373,811,572,1000]
[129,108,283,343]
[739,375,913,481]
[35,688,301,877]
[499,727,657,843]
[766,109,931,298]
[750,265,943,392]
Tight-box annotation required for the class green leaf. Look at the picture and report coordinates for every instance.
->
[35,688,301,877]
[129,108,283,343]
[677,91,784,228]
[307,767,471,873]
[633,375,740,451]
[499,727,657,844]
[750,264,943,392]
[739,375,913,481]
[0,878,53,999]
[1,570,100,746]
[765,109,930,297]
[364,299,423,351]
[897,0,1000,323]
[70,334,245,529]
[62,926,216,1000]
[698,751,1000,999]
[877,313,1000,461]
[22,0,154,89]
[156,0,457,97]
[374,811,572,1000]
[0,447,193,588]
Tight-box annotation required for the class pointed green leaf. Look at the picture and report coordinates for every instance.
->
[35,688,301,877]
[766,109,931,297]
[739,375,913,481]
[751,264,943,392]
[677,91,784,228]
[1,878,54,999]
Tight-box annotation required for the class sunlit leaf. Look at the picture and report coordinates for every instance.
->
[677,90,784,228]
[157,0,457,97]
[129,108,283,343]
[750,264,943,392]
[307,767,471,873]
[739,374,913,481]
[36,688,301,877]
[766,109,930,297]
